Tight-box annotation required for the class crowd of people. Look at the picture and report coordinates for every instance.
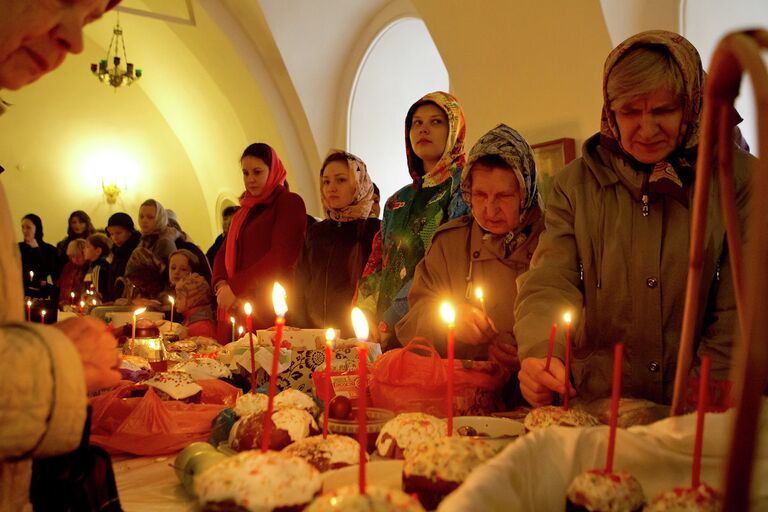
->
[0,1,752,510]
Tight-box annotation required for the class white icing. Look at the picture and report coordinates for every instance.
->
[120,355,150,371]
[306,485,425,511]
[283,435,362,468]
[375,413,445,457]
[403,436,496,482]
[235,393,269,418]
[524,405,600,431]
[195,450,322,511]
[172,358,232,380]
[566,470,645,512]
[645,484,722,511]
[275,389,319,415]
[273,408,318,442]
[142,371,202,400]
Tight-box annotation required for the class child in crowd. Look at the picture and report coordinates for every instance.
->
[168,249,217,338]
[56,238,88,309]
[83,233,111,301]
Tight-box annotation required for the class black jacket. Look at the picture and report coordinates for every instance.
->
[105,231,140,301]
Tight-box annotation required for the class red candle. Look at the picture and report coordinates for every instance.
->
[70,291,75,306]
[79,300,85,315]
[168,295,175,331]
[605,343,624,474]
[440,302,456,436]
[692,356,711,488]
[544,323,557,372]
[262,282,288,453]
[357,343,368,495]
[230,316,236,343]
[244,303,257,394]
[563,312,572,410]
[26,300,31,322]
[323,328,335,438]
[40,309,46,324]
[130,307,146,355]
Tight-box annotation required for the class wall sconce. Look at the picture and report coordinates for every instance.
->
[102,178,125,204]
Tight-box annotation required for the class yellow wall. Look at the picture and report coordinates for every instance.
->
[413,0,613,151]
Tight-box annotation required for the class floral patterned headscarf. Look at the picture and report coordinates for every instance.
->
[320,149,376,222]
[404,91,466,188]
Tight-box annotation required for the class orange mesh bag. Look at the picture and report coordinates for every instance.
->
[89,379,240,455]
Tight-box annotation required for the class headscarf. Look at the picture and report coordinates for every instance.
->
[320,149,375,222]
[404,91,466,188]
[140,199,169,235]
[225,145,287,277]
[599,30,703,204]
[462,124,539,254]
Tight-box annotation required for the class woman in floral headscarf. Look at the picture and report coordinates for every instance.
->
[356,91,469,347]
[515,30,752,408]
[123,198,176,300]
[290,150,380,338]
[212,142,306,343]
[397,124,544,373]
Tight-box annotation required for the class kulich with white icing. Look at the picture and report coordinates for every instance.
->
[142,371,202,400]
[233,390,317,419]
[375,413,445,458]
[306,485,425,512]
[195,450,322,511]
[229,409,319,452]
[645,484,722,511]
[234,392,269,418]
[273,408,319,443]
[403,436,496,483]
[283,435,363,472]
[171,358,232,380]
[523,405,600,431]
[566,469,645,512]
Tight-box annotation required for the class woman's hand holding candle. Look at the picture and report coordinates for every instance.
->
[519,356,576,407]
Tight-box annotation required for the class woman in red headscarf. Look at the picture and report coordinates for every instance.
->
[212,143,307,343]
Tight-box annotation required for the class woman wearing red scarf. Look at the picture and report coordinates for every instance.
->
[212,143,307,343]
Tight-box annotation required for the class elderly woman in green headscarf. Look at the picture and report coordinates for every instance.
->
[396,123,544,374]
[515,30,752,408]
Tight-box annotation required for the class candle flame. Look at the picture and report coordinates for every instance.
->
[440,301,456,325]
[70,292,75,298]
[244,302,252,316]
[92,299,97,306]
[41,309,46,316]
[238,326,244,335]
[133,307,147,317]
[26,300,31,307]
[474,287,484,302]
[230,316,236,325]
[325,328,336,343]
[79,300,85,307]
[272,282,287,317]
[351,307,369,341]
[564,311,572,324]
[168,296,175,305]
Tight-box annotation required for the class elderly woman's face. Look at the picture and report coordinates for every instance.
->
[613,88,683,164]
[470,163,522,235]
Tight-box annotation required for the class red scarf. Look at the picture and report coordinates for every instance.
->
[224,147,287,278]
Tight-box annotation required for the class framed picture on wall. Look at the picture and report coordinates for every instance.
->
[531,138,576,208]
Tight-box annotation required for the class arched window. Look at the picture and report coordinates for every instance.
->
[348,17,449,212]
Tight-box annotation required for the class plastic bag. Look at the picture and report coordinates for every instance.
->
[89,379,240,455]
[369,338,506,416]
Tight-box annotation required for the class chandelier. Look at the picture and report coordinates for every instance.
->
[90,15,142,88]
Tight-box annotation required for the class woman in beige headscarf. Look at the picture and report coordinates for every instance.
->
[290,150,381,338]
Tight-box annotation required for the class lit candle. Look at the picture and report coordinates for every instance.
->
[544,323,557,372]
[168,296,175,332]
[40,309,46,324]
[244,302,257,394]
[474,287,487,316]
[131,307,147,355]
[692,356,711,488]
[440,301,456,437]
[70,291,75,305]
[261,282,288,453]
[351,307,369,495]
[323,328,336,439]
[230,316,236,343]
[563,312,572,410]
[91,298,97,307]
[79,300,85,315]
[605,343,623,474]
[26,300,31,322]
[29,270,34,283]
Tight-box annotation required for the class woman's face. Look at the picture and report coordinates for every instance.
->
[613,87,683,164]
[242,156,270,197]
[21,218,36,241]
[84,241,99,262]
[107,225,131,247]
[409,103,449,168]
[169,253,192,286]
[470,163,522,235]
[322,160,356,210]
[69,215,87,235]
[138,204,156,235]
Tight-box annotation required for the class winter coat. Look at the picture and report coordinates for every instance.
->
[397,211,544,361]
[514,135,751,404]
[212,186,306,338]
[105,230,140,301]
[1,184,87,512]
[291,218,380,338]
